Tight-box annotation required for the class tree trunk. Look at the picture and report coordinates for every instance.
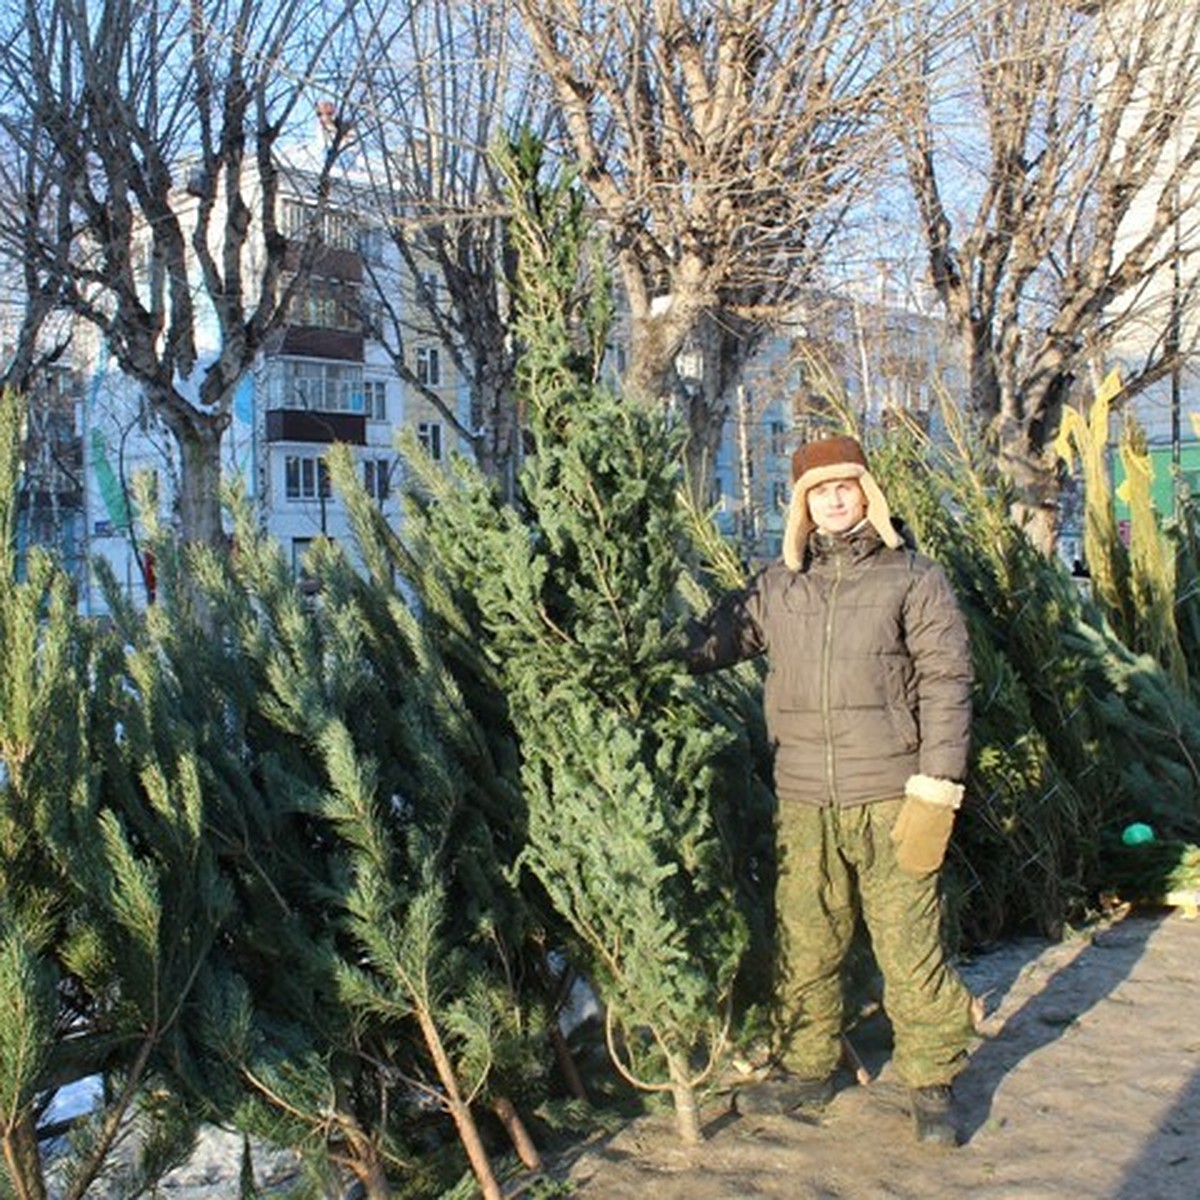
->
[333,1113,394,1200]
[444,1095,503,1200]
[994,366,1074,557]
[622,298,758,513]
[350,1147,392,1200]
[2,1113,47,1200]
[667,1052,703,1147]
[958,320,1065,556]
[414,1009,503,1200]
[993,423,1061,556]
[492,1095,542,1171]
[548,1021,588,1103]
[474,363,521,504]
[172,409,229,549]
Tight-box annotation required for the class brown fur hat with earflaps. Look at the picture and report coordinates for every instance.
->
[782,434,902,569]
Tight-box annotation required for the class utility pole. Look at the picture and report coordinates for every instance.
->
[1170,181,1182,471]
[736,383,758,558]
[1169,180,1183,519]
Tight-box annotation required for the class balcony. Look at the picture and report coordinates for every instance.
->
[266,409,366,445]
[273,327,364,361]
[283,242,363,283]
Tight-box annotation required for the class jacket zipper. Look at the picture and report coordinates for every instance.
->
[821,553,843,805]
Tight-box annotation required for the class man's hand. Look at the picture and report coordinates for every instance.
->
[890,775,964,876]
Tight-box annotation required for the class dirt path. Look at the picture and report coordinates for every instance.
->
[551,908,1199,1200]
[130,908,1197,1198]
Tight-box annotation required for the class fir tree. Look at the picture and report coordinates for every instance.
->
[394,134,749,1145]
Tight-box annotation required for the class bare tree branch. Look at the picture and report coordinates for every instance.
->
[348,0,539,499]
[893,0,1200,549]
[512,0,903,500]
[0,0,372,547]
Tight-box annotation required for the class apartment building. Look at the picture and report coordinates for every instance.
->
[1100,0,1200,464]
[12,362,86,587]
[34,126,464,615]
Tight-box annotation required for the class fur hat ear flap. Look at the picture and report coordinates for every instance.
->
[783,435,902,569]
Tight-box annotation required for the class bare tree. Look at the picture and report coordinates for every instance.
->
[0,0,371,549]
[0,132,73,395]
[512,0,901,500]
[348,0,544,500]
[894,0,1200,550]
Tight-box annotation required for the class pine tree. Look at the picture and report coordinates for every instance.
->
[129,481,551,1200]
[0,392,220,1200]
[0,388,77,1200]
[874,407,1200,943]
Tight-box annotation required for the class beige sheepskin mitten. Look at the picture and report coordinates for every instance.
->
[890,774,964,877]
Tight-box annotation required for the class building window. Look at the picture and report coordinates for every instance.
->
[770,420,788,455]
[417,421,443,462]
[792,413,828,444]
[284,454,331,501]
[417,270,438,306]
[772,480,789,512]
[357,224,386,264]
[291,538,313,577]
[416,346,441,386]
[273,360,364,413]
[284,275,361,331]
[363,457,391,501]
[361,296,385,338]
[360,380,388,420]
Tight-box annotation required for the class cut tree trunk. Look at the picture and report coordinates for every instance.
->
[492,1095,543,1170]
[667,1053,703,1146]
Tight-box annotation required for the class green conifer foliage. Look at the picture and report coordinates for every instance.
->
[0,392,220,1200]
[873,414,1200,943]
[115,520,407,1197]
[390,134,748,1145]
[134,483,550,1200]
[875,428,1107,940]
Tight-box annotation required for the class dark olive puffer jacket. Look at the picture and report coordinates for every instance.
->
[688,524,973,806]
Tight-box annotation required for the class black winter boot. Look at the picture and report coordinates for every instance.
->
[909,1084,959,1147]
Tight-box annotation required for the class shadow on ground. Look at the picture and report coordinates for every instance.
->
[1113,1060,1200,1199]
[953,912,1166,1142]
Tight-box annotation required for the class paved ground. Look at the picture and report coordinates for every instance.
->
[83,907,1197,1198]
[550,908,1199,1199]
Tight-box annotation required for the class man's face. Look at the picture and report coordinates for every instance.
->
[807,478,866,535]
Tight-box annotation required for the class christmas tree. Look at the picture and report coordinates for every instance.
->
[0,390,224,1199]
[126,482,550,1199]
[393,134,749,1144]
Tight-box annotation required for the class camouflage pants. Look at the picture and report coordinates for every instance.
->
[773,797,975,1088]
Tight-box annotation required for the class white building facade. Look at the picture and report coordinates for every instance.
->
[53,135,466,616]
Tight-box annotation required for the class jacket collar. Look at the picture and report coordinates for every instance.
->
[804,522,885,570]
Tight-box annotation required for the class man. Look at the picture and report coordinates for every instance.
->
[688,434,976,1146]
